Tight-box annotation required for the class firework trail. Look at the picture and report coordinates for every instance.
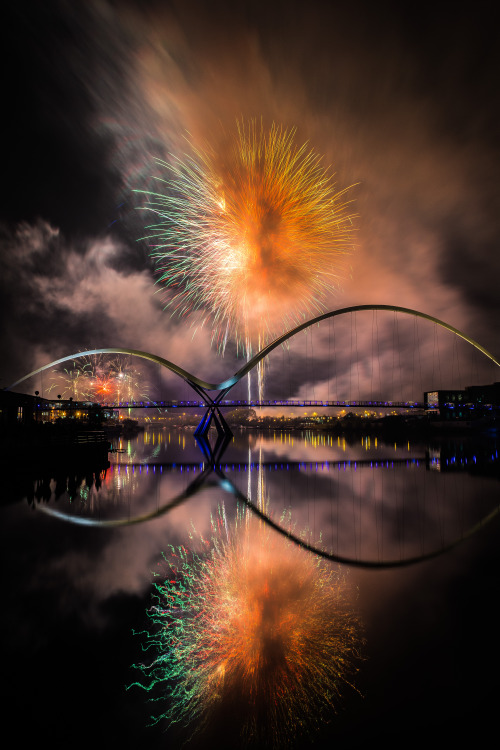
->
[130,506,364,748]
[139,121,356,382]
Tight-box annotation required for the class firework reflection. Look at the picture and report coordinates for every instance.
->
[131,506,364,747]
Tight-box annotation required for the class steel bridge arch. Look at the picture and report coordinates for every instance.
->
[230,303,500,391]
[6,347,208,393]
[6,304,500,395]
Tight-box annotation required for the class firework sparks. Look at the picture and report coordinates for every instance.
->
[130,507,364,747]
[140,120,356,355]
[49,354,150,404]
[48,359,94,400]
[88,373,116,402]
[108,355,150,404]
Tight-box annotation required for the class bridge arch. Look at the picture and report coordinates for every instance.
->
[6,347,211,393]
[6,304,500,396]
[228,304,500,392]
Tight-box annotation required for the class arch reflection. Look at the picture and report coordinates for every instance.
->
[27,428,500,569]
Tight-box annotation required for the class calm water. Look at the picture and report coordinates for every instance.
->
[2,427,499,748]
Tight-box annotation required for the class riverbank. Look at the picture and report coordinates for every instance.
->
[0,421,111,471]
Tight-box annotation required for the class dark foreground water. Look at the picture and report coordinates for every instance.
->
[1,427,499,749]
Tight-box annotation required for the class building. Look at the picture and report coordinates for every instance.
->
[424,382,500,421]
[0,390,110,429]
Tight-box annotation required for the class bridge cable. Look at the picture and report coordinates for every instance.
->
[327,318,331,403]
[375,310,381,399]
[371,310,375,400]
[453,333,462,389]
[310,326,315,401]
[396,311,403,402]
[412,316,418,404]
[350,313,354,403]
[355,311,360,401]
[332,317,337,404]
[391,311,396,402]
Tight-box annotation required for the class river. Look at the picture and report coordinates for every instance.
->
[1,426,499,748]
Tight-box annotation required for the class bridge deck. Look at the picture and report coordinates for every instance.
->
[49,399,430,410]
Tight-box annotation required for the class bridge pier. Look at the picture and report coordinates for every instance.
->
[189,382,233,439]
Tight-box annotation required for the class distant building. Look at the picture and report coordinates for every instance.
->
[424,382,500,420]
[0,390,110,429]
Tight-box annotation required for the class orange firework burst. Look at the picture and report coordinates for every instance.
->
[130,508,364,747]
[140,120,356,353]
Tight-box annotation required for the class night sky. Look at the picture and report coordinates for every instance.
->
[1,0,500,390]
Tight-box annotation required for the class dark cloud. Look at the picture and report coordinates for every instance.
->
[2,2,123,233]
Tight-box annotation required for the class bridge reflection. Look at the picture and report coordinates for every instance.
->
[10,426,498,570]
[108,456,427,472]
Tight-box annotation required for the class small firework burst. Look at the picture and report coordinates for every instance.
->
[108,355,150,403]
[48,359,94,400]
[130,507,364,747]
[139,120,356,354]
[49,354,150,404]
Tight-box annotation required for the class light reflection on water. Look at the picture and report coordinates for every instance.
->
[3,426,500,748]
[31,427,500,567]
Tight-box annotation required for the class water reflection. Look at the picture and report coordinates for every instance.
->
[129,506,364,749]
[2,427,500,747]
[26,428,500,567]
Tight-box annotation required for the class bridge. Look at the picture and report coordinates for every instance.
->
[6,304,499,436]
[45,398,428,410]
